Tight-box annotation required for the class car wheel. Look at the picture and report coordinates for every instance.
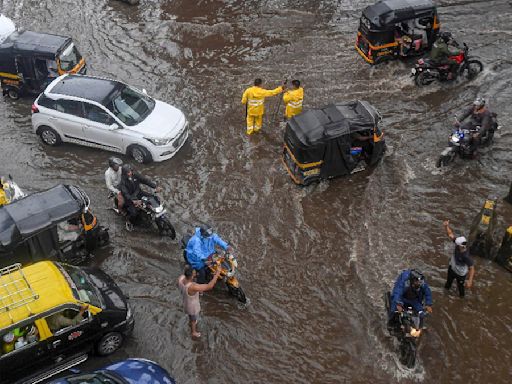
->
[130,145,152,164]
[7,88,19,100]
[39,126,62,146]
[96,332,123,356]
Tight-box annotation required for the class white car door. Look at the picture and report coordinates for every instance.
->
[52,99,87,142]
[81,102,124,152]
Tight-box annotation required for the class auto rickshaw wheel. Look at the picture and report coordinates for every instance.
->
[96,332,123,356]
[463,60,483,80]
[130,145,152,164]
[7,88,19,100]
[39,126,62,146]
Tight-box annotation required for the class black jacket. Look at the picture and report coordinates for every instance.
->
[120,172,156,200]
[458,106,493,135]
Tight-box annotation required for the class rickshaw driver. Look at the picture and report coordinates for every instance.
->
[185,225,234,284]
[430,32,461,80]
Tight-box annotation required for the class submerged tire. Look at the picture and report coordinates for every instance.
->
[400,340,416,368]
[130,145,152,164]
[39,126,62,146]
[159,217,176,239]
[7,88,19,100]
[436,148,456,168]
[462,60,483,80]
[414,71,435,87]
[228,284,247,303]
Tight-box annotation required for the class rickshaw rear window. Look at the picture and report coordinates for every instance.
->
[59,264,103,308]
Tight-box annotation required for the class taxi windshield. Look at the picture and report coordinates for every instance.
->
[60,264,103,308]
[105,86,155,126]
[58,42,83,72]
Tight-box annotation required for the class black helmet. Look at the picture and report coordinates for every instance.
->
[122,164,133,175]
[473,97,485,108]
[108,157,123,168]
[440,31,452,43]
[199,225,213,238]
[409,269,425,285]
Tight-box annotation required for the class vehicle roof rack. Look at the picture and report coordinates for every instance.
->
[0,263,39,324]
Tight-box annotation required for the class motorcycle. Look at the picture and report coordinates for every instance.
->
[412,43,483,86]
[109,192,176,239]
[437,114,499,167]
[181,236,247,304]
[385,292,427,369]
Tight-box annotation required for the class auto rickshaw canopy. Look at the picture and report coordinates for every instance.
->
[363,0,437,29]
[0,30,71,57]
[0,185,86,253]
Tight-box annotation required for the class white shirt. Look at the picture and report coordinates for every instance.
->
[105,167,122,194]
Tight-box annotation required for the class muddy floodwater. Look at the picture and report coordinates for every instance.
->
[1,0,512,383]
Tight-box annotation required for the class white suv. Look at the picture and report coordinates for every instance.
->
[31,74,189,163]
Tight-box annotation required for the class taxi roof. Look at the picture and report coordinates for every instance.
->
[0,261,75,329]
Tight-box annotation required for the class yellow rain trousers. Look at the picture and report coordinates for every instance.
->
[241,85,283,134]
[283,87,304,119]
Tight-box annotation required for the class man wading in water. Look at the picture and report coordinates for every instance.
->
[178,264,221,338]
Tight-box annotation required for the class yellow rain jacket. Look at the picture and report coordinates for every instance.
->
[0,189,8,206]
[241,86,283,116]
[283,87,304,119]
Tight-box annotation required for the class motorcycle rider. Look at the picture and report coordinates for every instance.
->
[119,164,162,231]
[185,225,233,284]
[455,97,493,154]
[105,157,124,213]
[430,31,461,80]
[388,269,433,331]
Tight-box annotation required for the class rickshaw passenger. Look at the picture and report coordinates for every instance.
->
[57,218,82,242]
[350,131,373,156]
[394,24,411,57]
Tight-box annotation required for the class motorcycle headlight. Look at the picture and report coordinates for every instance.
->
[451,134,460,143]
[145,137,169,146]
[410,328,421,337]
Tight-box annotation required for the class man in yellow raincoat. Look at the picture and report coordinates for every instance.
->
[241,78,284,135]
[283,80,304,120]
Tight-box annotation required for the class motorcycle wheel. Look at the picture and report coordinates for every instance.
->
[462,60,483,80]
[414,71,435,86]
[158,216,176,239]
[436,149,456,168]
[227,284,247,304]
[400,339,417,368]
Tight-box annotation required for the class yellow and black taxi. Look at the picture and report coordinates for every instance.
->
[282,101,385,185]
[0,261,133,384]
[355,0,440,64]
[0,18,86,99]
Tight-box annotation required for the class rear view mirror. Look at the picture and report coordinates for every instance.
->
[142,88,147,95]
[109,123,120,130]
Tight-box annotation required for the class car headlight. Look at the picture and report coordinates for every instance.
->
[145,137,169,146]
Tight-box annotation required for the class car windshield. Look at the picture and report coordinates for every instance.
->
[105,86,155,126]
[58,42,82,72]
[60,264,103,308]
[67,373,120,384]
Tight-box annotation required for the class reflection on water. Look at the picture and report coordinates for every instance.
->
[1,0,512,383]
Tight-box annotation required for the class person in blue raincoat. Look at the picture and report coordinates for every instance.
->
[389,269,433,324]
[186,225,233,283]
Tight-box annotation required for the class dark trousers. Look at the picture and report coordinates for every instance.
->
[196,266,210,284]
[123,192,153,224]
[445,265,467,297]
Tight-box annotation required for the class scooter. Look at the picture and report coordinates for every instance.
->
[181,236,247,303]
[109,192,176,239]
[385,292,427,369]
[437,115,499,167]
[412,43,483,86]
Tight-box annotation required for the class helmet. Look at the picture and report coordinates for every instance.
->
[199,225,213,238]
[440,31,452,42]
[108,157,123,168]
[409,269,425,285]
[473,97,485,108]
[122,164,133,175]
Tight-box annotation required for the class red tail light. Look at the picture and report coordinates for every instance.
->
[368,48,372,57]
[31,104,39,113]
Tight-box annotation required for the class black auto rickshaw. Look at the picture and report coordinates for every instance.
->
[282,100,385,186]
[355,0,440,64]
[0,185,108,268]
[0,29,86,99]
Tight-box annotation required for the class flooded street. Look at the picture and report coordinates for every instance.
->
[1,0,512,383]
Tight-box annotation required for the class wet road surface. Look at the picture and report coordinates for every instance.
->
[1,0,512,383]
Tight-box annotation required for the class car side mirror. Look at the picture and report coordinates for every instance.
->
[142,88,147,95]
[109,123,120,130]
